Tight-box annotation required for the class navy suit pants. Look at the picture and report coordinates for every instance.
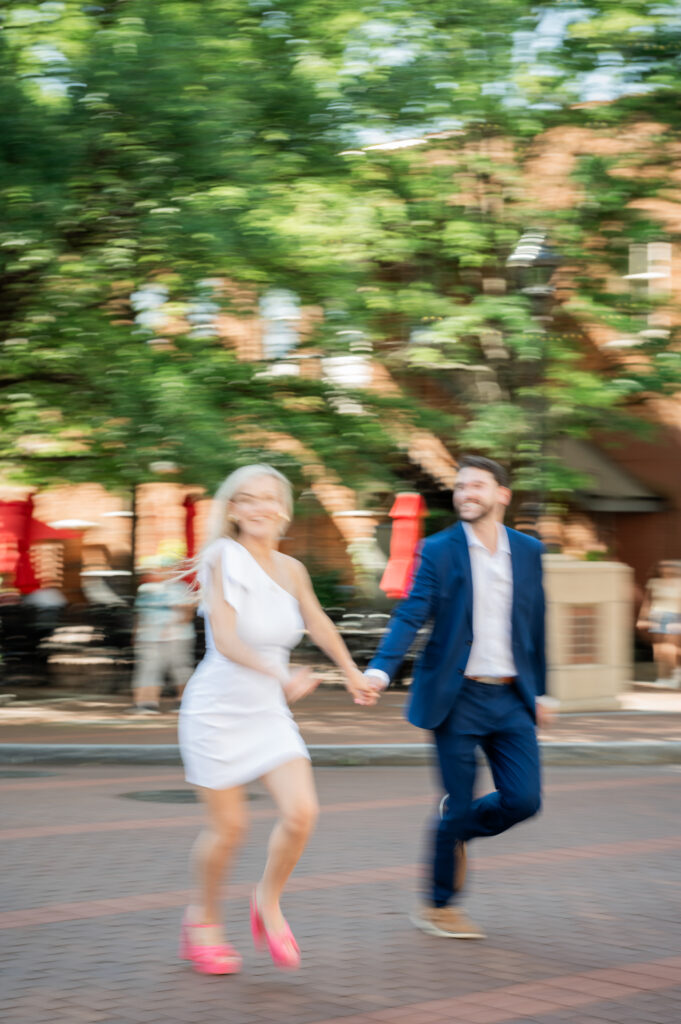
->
[431,678,541,907]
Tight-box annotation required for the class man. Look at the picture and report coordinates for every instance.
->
[366,455,554,939]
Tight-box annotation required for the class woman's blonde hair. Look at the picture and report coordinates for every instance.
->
[174,465,293,596]
[202,464,293,547]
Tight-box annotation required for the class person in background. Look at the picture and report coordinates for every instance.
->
[637,560,681,688]
[130,557,196,714]
[22,578,68,670]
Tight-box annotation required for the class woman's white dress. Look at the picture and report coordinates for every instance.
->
[178,537,309,789]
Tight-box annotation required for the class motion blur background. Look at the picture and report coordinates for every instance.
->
[2,0,681,701]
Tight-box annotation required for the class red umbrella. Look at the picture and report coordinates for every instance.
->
[0,501,26,574]
[29,519,82,543]
[0,498,81,592]
[379,493,427,599]
[9,496,40,594]
[0,531,18,574]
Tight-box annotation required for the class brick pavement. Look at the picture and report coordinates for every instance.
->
[2,763,681,1023]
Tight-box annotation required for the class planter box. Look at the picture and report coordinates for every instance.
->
[544,555,633,712]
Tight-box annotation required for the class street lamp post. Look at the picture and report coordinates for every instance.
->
[506,231,561,538]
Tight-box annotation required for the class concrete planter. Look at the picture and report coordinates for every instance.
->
[544,555,633,712]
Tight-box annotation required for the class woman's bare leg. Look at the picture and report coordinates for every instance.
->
[256,757,319,935]
[190,784,248,941]
[652,636,677,681]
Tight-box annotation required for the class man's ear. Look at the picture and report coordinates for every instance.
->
[497,487,512,509]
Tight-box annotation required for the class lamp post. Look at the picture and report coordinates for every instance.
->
[506,231,561,538]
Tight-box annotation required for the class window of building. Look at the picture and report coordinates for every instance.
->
[625,242,672,335]
[567,604,599,666]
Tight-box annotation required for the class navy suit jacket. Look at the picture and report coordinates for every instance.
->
[368,522,546,731]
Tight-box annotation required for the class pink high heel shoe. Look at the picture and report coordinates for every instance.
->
[250,891,300,970]
[179,912,242,975]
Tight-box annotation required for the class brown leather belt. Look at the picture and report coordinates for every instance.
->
[466,675,515,685]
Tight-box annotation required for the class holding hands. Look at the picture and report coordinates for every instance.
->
[282,664,383,707]
[344,666,384,706]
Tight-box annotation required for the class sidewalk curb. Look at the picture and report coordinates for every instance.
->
[2,741,681,767]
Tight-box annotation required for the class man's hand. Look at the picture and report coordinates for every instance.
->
[535,701,556,730]
[362,670,389,704]
[365,671,389,692]
[345,666,382,706]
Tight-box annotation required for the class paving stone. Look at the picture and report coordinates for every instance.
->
[1,764,681,1023]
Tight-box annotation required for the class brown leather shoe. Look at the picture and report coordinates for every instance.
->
[410,904,485,939]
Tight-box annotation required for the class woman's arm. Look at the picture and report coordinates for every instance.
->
[292,560,379,705]
[636,585,652,631]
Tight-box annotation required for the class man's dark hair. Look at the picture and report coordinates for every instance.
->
[458,455,510,489]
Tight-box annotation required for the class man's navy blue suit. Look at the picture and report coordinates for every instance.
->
[368,521,546,907]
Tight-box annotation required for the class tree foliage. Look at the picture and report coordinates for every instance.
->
[1,0,679,500]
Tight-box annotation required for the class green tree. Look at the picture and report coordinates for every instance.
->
[0,0,440,494]
[344,1,681,496]
[1,0,679,506]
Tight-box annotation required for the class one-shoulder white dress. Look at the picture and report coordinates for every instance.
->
[178,537,309,790]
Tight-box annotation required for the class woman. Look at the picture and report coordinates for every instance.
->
[637,560,681,687]
[178,464,378,974]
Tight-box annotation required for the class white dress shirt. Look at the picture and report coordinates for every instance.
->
[365,521,516,689]
[461,521,516,678]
